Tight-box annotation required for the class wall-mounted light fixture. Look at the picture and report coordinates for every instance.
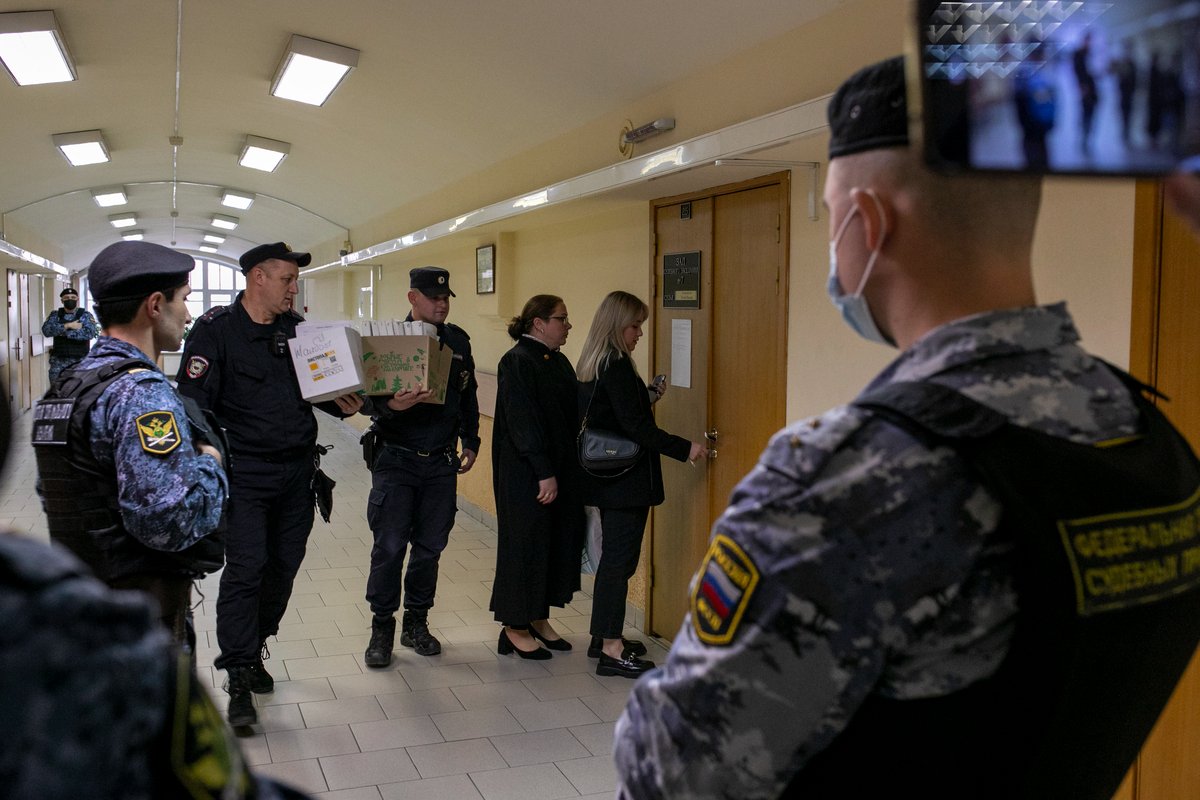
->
[121,230,145,241]
[270,34,359,106]
[202,232,226,244]
[622,117,675,145]
[210,214,239,230]
[239,135,290,172]
[108,213,137,229]
[91,186,128,207]
[221,189,254,210]
[53,129,109,166]
[0,10,76,85]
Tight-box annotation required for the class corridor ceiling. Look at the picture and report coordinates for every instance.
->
[0,0,842,273]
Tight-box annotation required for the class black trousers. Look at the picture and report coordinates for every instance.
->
[365,445,459,616]
[214,454,314,670]
[589,505,650,639]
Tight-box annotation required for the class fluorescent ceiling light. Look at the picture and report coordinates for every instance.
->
[270,34,358,106]
[0,11,76,85]
[53,130,109,166]
[202,232,226,244]
[108,213,137,228]
[121,230,144,241]
[91,186,127,207]
[238,135,289,172]
[199,244,219,253]
[211,214,239,230]
[221,189,254,210]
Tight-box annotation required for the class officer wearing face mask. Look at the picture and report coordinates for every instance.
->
[614,56,1200,800]
[42,286,99,380]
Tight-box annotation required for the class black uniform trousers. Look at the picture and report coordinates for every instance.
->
[214,453,314,670]
[365,444,458,616]
[590,505,650,639]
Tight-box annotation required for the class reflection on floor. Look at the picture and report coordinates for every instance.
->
[1,409,662,798]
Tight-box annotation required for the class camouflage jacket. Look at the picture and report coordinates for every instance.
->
[614,303,1140,799]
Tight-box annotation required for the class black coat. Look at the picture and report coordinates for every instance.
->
[578,353,691,509]
[490,337,585,624]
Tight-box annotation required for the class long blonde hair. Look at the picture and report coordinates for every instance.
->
[576,290,648,382]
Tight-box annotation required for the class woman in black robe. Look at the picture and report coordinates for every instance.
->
[489,294,585,658]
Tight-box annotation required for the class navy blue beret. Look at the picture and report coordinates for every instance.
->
[88,241,195,303]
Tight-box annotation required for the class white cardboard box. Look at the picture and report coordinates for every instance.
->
[289,322,366,403]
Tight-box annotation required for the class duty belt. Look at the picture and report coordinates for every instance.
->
[383,441,452,458]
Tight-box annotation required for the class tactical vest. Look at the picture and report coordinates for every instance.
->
[33,357,224,583]
[790,369,1200,800]
[51,309,90,359]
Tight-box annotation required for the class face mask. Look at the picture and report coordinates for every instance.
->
[825,194,892,346]
[62,299,78,310]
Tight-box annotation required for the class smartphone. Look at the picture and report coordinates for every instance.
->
[912,0,1200,177]
[651,374,667,388]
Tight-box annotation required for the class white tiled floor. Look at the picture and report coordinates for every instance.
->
[1,410,662,798]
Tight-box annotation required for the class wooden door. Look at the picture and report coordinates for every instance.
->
[6,270,31,412]
[648,173,789,639]
[1123,179,1200,799]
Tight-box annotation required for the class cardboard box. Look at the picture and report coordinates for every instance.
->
[288,323,366,403]
[361,335,453,404]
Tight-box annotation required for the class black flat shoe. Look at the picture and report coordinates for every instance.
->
[530,626,572,651]
[497,628,552,660]
[588,636,648,659]
[596,649,656,678]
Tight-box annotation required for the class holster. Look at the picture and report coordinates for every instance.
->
[360,429,380,471]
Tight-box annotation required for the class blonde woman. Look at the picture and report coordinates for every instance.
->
[576,290,706,678]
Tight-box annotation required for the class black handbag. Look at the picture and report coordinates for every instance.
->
[578,363,641,476]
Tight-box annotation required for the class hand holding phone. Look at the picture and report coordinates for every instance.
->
[650,374,667,402]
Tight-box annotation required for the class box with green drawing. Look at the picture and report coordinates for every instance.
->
[360,335,453,404]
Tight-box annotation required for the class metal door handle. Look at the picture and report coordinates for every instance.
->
[704,428,719,443]
[706,448,718,460]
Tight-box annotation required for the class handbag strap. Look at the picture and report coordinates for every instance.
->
[580,354,612,431]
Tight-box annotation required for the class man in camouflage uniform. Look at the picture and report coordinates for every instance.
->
[615,57,1200,799]
[33,241,227,646]
[41,286,99,380]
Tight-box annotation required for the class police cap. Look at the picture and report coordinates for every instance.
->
[59,287,78,298]
[410,266,455,298]
[239,242,312,274]
[88,241,195,304]
[827,55,910,160]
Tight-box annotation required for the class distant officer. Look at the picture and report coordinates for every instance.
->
[615,57,1200,800]
[41,286,99,380]
[176,241,362,728]
[361,266,480,666]
[32,241,227,647]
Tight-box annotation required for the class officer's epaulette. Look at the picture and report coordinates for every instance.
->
[197,305,229,324]
[444,322,470,340]
[284,307,305,322]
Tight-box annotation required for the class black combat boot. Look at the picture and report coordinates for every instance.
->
[400,608,441,656]
[225,666,257,726]
[364,614,396,667]
[247,642,274,693]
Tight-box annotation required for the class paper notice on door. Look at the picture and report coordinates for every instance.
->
[671,318,692,388]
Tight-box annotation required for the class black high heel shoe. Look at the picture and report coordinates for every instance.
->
[497,628,552,660]
[530,626,572,651]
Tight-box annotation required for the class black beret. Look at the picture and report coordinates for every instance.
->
[59,287,78,298]
[88,241,195,303]
[239,242,312,274]
[410,266,455,298]
[827,55,910,160]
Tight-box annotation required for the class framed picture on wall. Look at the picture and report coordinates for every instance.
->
[476,244,495,294]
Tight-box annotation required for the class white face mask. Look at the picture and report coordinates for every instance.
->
[825,193,892,346]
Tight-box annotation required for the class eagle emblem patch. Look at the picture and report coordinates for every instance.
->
[136,411,181,455]
[692,533,760,645]
[185,355,209,379]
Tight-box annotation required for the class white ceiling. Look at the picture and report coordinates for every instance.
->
[0,0,844,272]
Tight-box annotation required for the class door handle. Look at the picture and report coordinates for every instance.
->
[13,339,20,359]
[706,448,718,460]
[704,428,719,443]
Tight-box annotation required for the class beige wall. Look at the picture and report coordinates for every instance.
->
[302,0,1140,609]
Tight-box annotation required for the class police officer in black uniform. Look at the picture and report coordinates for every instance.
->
[361,266,480,667]
[176,242,363,727]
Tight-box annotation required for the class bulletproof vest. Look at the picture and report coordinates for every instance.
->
[51,309,90,359]
[791,370,1200,800]
[32,357,224,583]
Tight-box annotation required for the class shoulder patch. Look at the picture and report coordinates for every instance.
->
[135,411,182,455]
[692,533,761,646]
[185,355,210,380]
[198,306,228,324]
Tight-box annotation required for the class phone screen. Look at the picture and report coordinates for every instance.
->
[914,0,1200,176]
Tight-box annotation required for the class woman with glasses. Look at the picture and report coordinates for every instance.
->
[576,290,706,678]
[490,294,585,659]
